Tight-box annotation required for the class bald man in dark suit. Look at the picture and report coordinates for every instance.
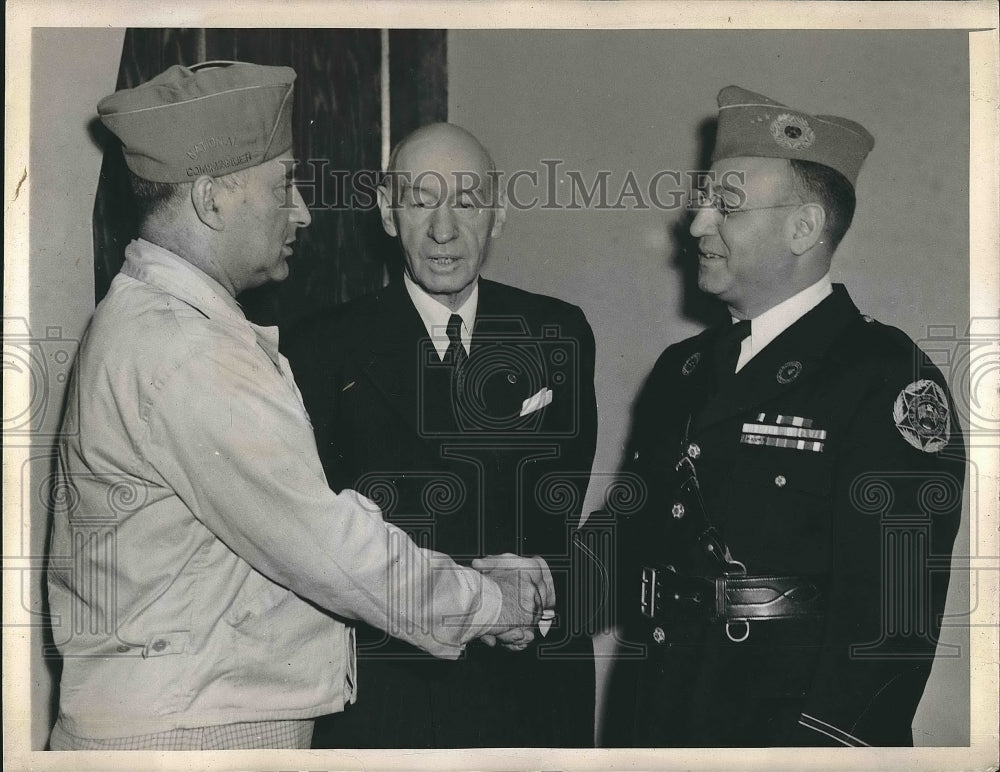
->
[286,123,599,747]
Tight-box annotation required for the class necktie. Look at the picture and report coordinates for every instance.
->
[446,313,469,374]
[713,319,751,382]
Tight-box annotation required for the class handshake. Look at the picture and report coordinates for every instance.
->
[475,553,555,652]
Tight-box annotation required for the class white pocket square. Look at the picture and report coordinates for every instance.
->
[519,387,553,417]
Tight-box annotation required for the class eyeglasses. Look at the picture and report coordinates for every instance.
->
[687,189,801,223]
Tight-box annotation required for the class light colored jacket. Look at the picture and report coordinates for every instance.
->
[48,240,501,738]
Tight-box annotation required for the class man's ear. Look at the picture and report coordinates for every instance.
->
[376,185,398,237]
[191,175,224,231]
[788,202,826,256]
[490,185,507,239]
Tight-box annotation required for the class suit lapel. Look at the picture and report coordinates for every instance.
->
[357,281,433,439]
[472,281,548,420]
[695,285,860,431]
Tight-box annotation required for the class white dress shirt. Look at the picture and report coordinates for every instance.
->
[403,273,477,360]
[735,274,833,372]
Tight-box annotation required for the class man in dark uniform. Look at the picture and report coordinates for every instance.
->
[285,123,599,747]
[612,86,964,747]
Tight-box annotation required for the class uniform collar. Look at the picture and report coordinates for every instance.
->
[121,239,283,369]
[121,238,245,320]
[736,273,833,370]
[402,273,478,360]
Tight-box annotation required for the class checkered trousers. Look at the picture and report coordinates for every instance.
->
[49,717,314,750]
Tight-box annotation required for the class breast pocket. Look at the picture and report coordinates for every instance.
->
[725,447,834,573]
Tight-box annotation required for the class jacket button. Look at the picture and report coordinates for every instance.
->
[652,627,665,644]
[507,372,517,384]
[151,639,168,652]
[687,443,701,459]
[671,502,685,519]
[774,475,787,488]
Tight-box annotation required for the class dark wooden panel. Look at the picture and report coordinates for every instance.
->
[389,29,448,148]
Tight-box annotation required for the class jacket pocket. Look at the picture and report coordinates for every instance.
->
[224,568,292,628]
[141,630,190,658]
[724,448,835,570]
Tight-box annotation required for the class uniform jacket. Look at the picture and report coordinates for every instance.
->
[611,284,963,747]
[284,277,600,747]
[47,241,502,739]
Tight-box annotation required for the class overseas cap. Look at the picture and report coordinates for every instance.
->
[712,85,874,186]
[98,61,296,183]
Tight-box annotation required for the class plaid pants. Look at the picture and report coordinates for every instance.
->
[49,716,314,750]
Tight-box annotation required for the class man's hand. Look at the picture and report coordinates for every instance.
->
[474,554,555,651]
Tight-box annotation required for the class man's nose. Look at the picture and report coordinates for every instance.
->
[689,206,720,239]
[289,184,312,228]
[428,203,458,242]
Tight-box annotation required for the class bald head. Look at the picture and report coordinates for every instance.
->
[387,122,496,190]
[377,123,506,310]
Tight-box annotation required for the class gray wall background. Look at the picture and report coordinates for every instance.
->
[448,29,971,745]
[24,28,971,748]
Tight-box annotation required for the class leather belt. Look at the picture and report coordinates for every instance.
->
[640,564,824,626]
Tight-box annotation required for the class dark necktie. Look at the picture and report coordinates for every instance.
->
[713,319,751,382]
[446,313,469,377]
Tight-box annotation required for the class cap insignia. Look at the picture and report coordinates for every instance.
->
[770,113,815,150]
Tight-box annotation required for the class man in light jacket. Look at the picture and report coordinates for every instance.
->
[46,60,546,751]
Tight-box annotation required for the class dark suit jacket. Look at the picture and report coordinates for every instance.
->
[608,285,963,747]
[284,278,599,747]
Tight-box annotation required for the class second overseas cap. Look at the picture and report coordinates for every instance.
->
[712,85,875,186]
[98,61,296,183]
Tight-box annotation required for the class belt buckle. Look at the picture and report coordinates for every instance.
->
[715,568,752,643]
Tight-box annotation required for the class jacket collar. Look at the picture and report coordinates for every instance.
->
[694,284,860,431]
[121,239,244,321]
[120,239,283,370]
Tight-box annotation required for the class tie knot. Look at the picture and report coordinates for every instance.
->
[724,319,752,346]
[713,319,751,381]
[446,314,464,345]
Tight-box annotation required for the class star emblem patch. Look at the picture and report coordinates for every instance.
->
[893,379,951,453]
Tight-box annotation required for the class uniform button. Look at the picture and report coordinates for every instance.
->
[652,627,665,644]
[774,475,787,488]
[687,443,701,459]
[116,645,130,653]
[633,450,640,461]
[507,373,517,384]
[151,639,168,652]
[671,502,685,519]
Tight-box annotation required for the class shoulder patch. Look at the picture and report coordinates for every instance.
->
[893,379,951,453]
